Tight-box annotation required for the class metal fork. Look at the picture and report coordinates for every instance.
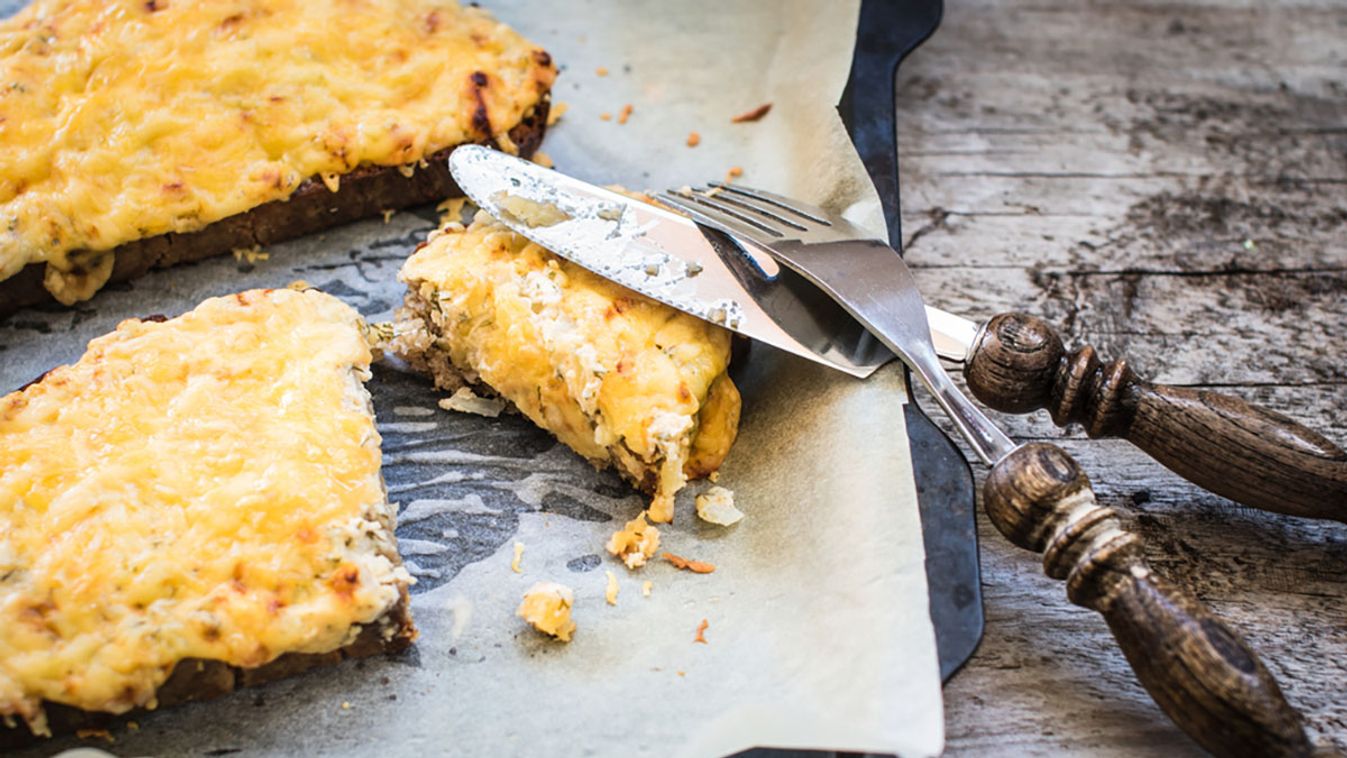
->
[657,182,1015,467]
[657,182,1310,756]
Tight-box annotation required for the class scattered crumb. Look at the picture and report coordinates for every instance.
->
[663,552,716,574]
[231,245,269,264]
[695,486,743,526]
[724,167,743,183]
[518,582,576,642]
[677,670,685,677]
[531,150,554,168]
[600,112,613,121]
[436,196,469,225]
[595,66,609,77]
[708,470,721,483]
[546,101,569,127]
[686,131,701,147]
[381,208,396,224]
[605,570,619,605]
[617,103,633,124]
[286,279,312,291]
[606,512,661,569]
[642,580,652,597]
[511,541,525,573]
[127,721,140,732]
[447,593,472,640]
[76,728,114,742]
[731,102,773,123]
[397,163,416,178]
[340,701,352,711]
[694,618,709,644]
[438,386,507,417]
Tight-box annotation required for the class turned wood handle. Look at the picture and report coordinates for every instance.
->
[966,312,1347,523]
[985,443,1310,756]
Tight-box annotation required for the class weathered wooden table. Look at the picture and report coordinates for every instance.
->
[895,1,1347,753]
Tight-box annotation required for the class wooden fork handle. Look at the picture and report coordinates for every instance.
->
[966,312,1347,523]
[985,443,1311,756]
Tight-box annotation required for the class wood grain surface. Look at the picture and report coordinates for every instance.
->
[894,1,1347,754]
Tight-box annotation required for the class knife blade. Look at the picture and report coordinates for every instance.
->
[448,145,979,375]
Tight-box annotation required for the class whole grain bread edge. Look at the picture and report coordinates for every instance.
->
[0,96,549,319]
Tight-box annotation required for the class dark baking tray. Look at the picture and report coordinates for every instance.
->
[839,0,983,683]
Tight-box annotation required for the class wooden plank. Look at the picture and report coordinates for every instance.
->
[896,0,1347,753]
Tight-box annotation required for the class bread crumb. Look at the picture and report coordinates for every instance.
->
[438,386,507,417]
[694,618,709,644]
[531,150,554,168]
[618,103,633,124]
[381,209,396,224]
[517,581,576,642]
[605,570,619,605]
[686,131,701,147]
[708,470,721,483]
[642,580,652,597]
[76,728,114,742]
[600,112,612,121]
[340,701,352,710]
[606,512,661,569]
[511,541,524,573]
[695,486,743,526]
[731,102,773,123]
[662,552,716,574]
[546,101,569,127]
[595,66,609,77]
[724,167,743,183]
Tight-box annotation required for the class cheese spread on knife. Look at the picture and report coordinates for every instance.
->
[0,0,555,303]
[0,288,413,734]
[396,210,741,524]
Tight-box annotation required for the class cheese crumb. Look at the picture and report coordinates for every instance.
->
[438,386,507,417]
[340,701,352,710]
[618,103,633,125]
[321,172,341,193]
[642,580,652,597]
[605,512,661,569]
[694,618,709,644]
[724,167,743,183]
[663,552,716,574]
[595,66,609,77]
[436,196,470,225]
[600,112,613,121]
[531,151,555,169]
[695,486,743,526]
[546,101,569,127]
[494,191,572,227]
[686,131,701,147]
[382,209,396,224]
[517,582,576,642]
[231,245,269,265]
[511,541,524,573]
[605,570,619,605]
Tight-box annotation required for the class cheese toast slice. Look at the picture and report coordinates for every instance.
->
[0,287,414,746]
[0,0,555,314]
[395,211,741,523]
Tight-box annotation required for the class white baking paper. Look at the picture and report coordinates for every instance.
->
[0,1,943,755]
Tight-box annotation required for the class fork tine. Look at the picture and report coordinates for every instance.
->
[708,182,833,226]
[656,191,783,245]
[703,191,810,232]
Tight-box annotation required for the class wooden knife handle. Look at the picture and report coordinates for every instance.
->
[985,443,1311,756]
[966,312,1347,523]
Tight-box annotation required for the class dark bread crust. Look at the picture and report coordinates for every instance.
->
[0,97,549,319]
[0,590,416,750]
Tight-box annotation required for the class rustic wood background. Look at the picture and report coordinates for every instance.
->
[896,0,1347,753]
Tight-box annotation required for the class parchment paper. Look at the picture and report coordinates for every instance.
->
[0,1,944,755]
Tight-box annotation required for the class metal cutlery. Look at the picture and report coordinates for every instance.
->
[447,145,1316,754]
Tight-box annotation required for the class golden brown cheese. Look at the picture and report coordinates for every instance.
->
[0,0,555,302]
[397,211,741,523]
[0,288,410,732]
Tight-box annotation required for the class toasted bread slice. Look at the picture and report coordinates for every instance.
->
[0,287,415,748]
[395,211,742,523]
[0,0,555,315]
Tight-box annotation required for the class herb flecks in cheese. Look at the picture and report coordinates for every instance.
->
[0,0,555,302]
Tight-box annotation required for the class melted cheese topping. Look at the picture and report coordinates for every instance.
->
[0,288,409,728]
[0,0,555,301]
[398,211,741,522]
